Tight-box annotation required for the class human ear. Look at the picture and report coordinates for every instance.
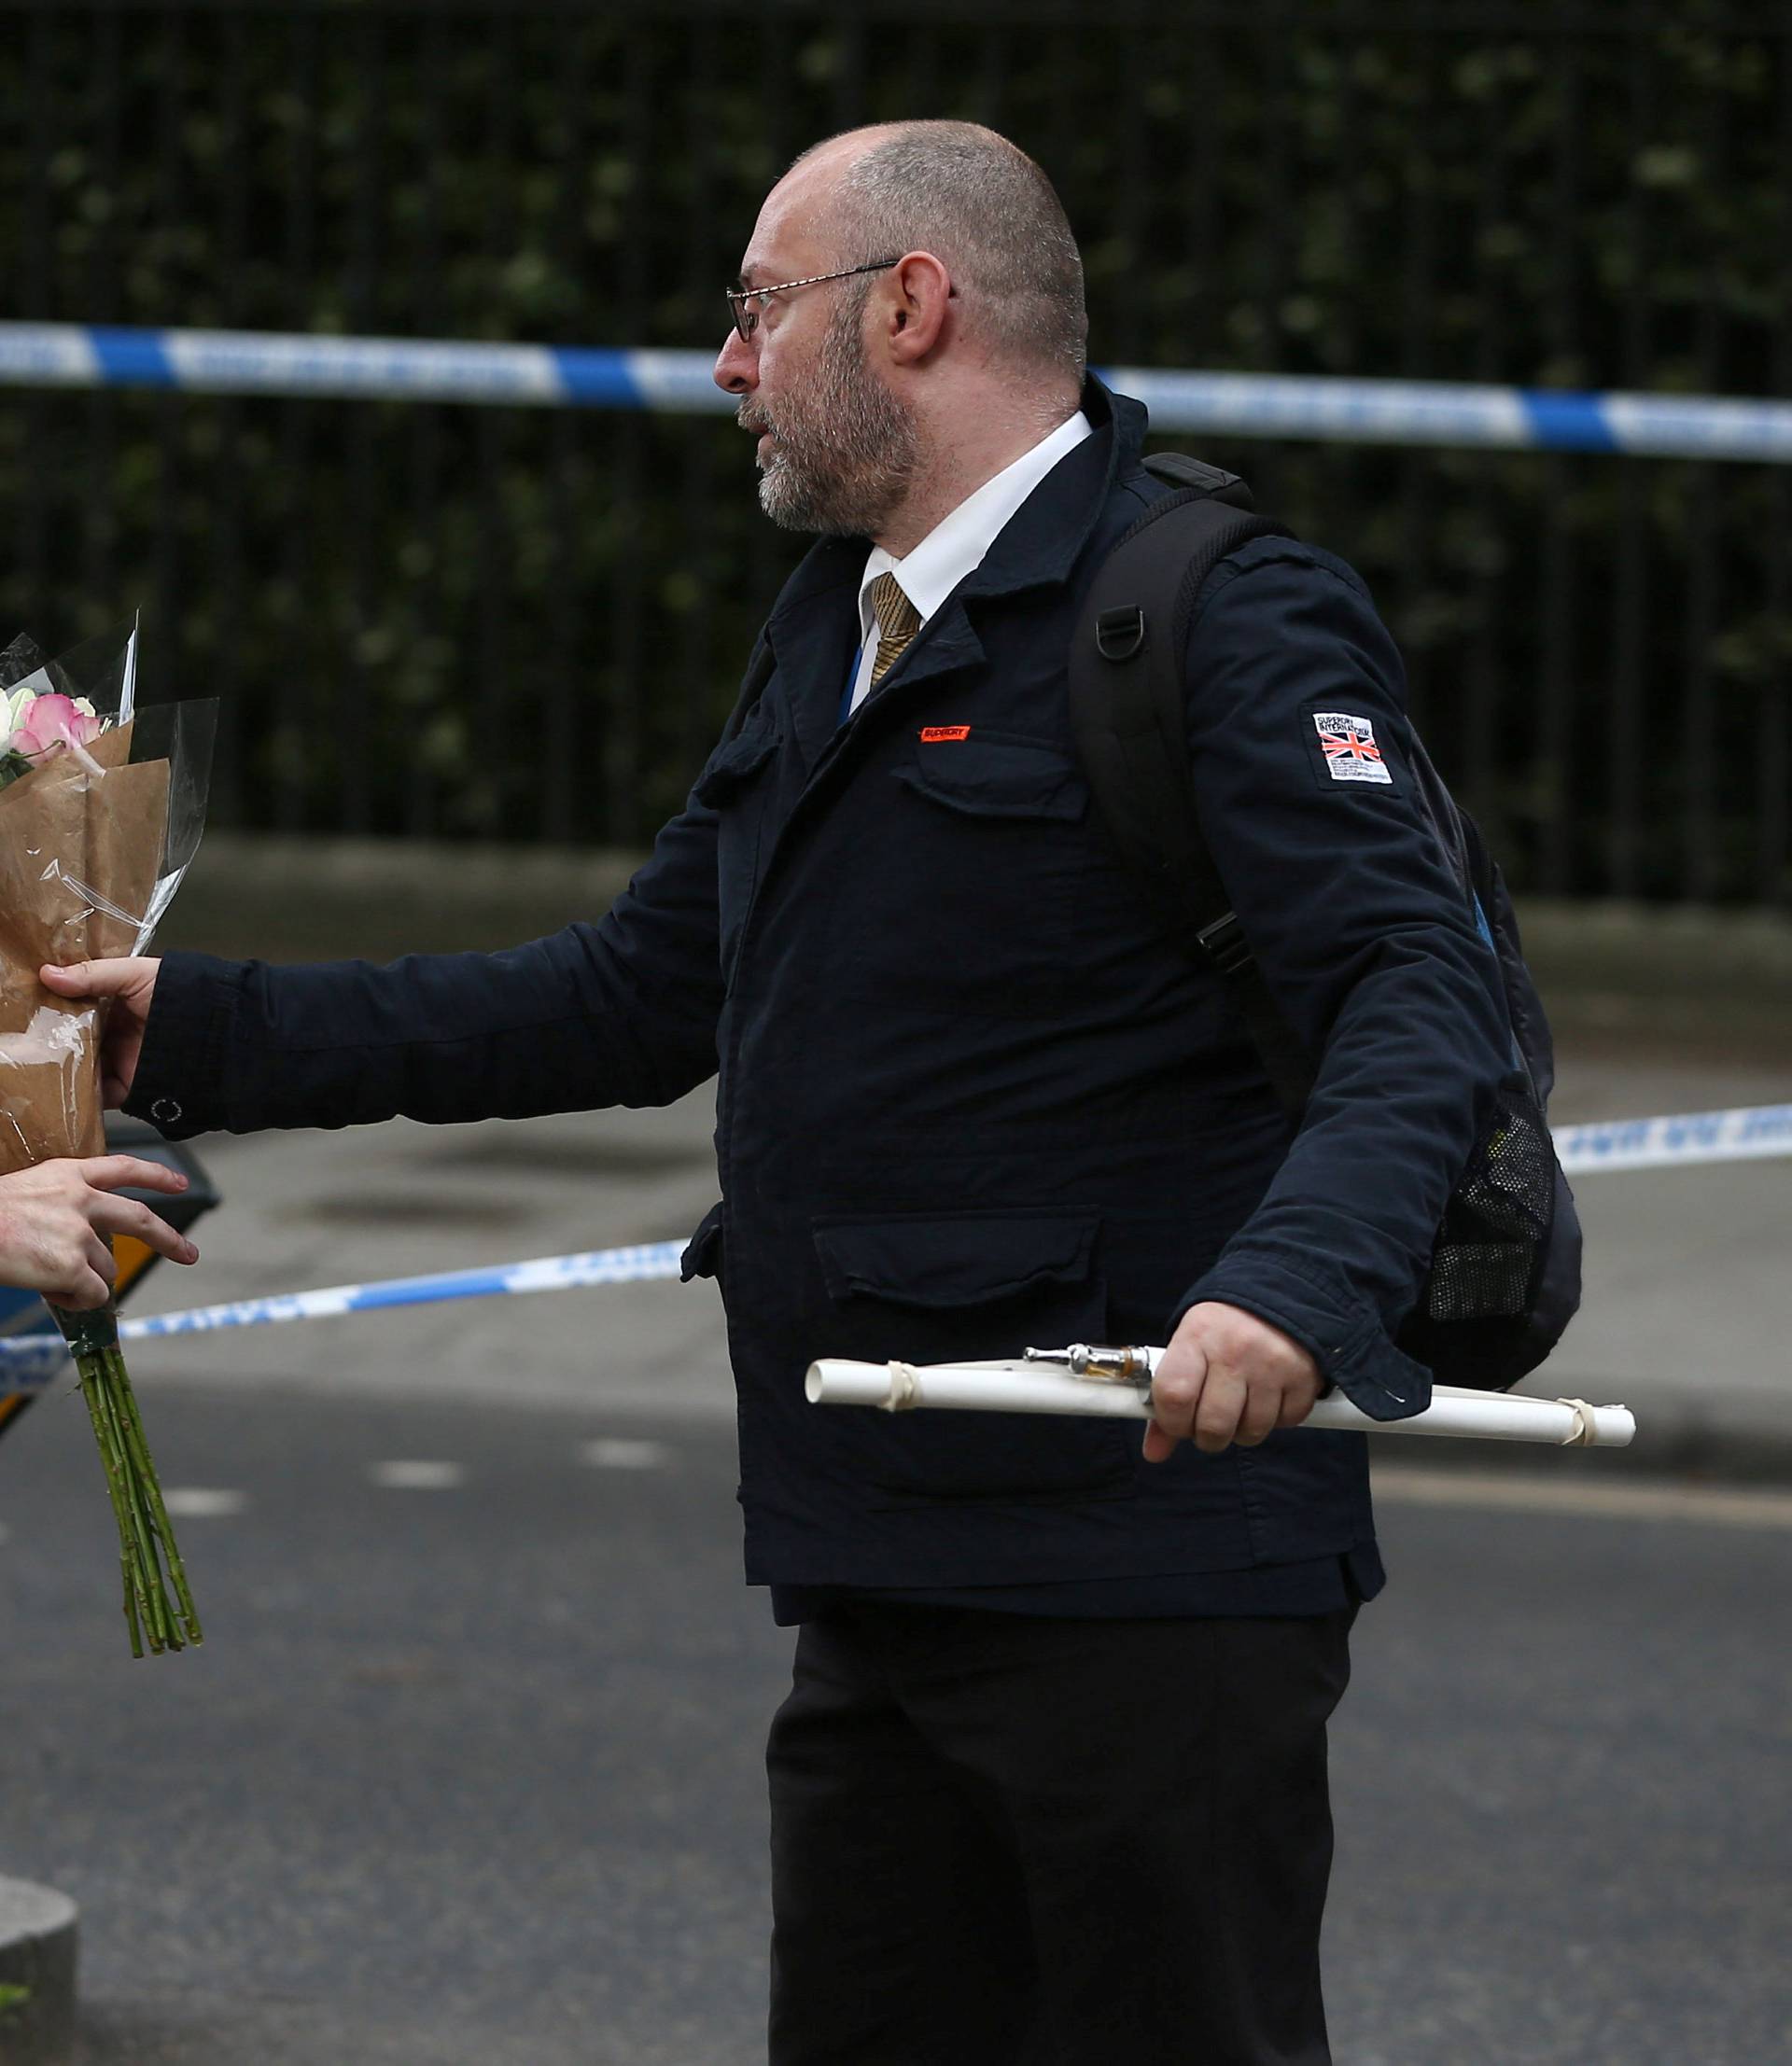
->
[884,252,952,364]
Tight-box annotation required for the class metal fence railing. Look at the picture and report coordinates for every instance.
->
[1,1,1787,905]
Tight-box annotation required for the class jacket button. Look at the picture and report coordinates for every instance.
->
[150,1096,183,1124]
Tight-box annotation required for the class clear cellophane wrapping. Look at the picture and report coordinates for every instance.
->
[0,625,216,1177]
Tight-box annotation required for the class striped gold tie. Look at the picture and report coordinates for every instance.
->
[868,572,921,688]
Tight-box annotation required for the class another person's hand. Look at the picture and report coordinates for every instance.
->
[39,956,161,1108]
[0,1155,198,1310]
[1142,1302,1322,1461]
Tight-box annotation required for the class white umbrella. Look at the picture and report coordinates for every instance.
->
[806,1345,1634,1449]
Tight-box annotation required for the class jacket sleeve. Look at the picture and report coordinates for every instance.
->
[123,792,727,1140]
[1169,540,1517,1420]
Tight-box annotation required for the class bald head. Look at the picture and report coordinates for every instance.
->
[786,121,1087,388]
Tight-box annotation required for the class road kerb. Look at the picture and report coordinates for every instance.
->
[0,1878,77,2066]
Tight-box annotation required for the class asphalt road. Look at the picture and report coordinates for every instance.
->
[4,1383,1789,2065]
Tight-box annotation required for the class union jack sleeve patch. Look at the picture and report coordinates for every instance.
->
[1312,710,1393,786]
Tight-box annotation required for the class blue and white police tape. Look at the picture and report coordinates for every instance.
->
[1551,1101,1792,1177]
[0,1102,1786,1391]
[4,322,1792,465]
[0,1239,685,1391]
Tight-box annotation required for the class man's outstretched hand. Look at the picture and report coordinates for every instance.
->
[1142,1302,1322,1461]
[39,957,161,1109]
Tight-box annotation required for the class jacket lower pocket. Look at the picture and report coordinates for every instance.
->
[809,1208,1135,1506]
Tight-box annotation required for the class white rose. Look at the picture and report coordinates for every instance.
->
[1,683,35,747]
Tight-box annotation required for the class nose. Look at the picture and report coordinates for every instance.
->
[714,326,755,396]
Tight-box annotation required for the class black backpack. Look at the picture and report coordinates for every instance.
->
[1069,457,1582,1392]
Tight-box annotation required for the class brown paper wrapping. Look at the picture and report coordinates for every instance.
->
[0,722,170,1174]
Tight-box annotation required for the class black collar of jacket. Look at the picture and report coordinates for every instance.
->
[759,375,1146,767]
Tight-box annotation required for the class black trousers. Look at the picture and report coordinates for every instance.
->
[765,1602,1354,2066]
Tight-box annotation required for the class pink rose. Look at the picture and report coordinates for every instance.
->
[10,693,105,758]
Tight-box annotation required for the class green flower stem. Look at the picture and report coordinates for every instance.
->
[110,1347,201,1647]
[84,1358,153,1648]
[91,1361,169,1653]
[55,1301,202,1659]
[77,1358,143,1659]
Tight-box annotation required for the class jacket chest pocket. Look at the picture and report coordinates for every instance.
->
[880,733,1092,1017]
[809,1208,1134,1507]
[693,703,782,981]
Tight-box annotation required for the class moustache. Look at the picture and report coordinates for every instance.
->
[737,407,773,436]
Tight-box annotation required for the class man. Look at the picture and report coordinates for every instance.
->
[48,123,1513,2062]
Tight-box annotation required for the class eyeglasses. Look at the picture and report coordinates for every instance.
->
[725,259,902,343]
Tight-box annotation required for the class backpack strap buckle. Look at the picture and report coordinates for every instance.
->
[1196,910,1254,977]
[1095,606,1146,662]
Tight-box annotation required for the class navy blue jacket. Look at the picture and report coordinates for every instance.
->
[129,380,1513,1595]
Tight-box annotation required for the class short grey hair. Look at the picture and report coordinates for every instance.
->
[795,122,1087,384]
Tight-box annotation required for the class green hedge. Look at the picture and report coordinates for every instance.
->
[1,2,1786,900]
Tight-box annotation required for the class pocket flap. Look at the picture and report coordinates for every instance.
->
[693,709,779,804]
[812,1210,1099,1308]
[680,1201,724,1281]
[893,733,1088,821]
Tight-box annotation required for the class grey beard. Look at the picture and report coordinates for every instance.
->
[750,306,919,537]
[759,454,911,537]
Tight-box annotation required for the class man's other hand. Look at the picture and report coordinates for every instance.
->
[1142,1302,1322,1461]
[0,1155,197,1310]
[39,957,161,1108]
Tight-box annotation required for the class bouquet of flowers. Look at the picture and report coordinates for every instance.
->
[0,622,216,1655]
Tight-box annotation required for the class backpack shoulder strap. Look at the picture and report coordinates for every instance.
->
[1069,482,1315,1117]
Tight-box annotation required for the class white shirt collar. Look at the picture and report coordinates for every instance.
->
[857,410,1093,646]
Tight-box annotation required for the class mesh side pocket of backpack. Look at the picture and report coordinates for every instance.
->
[1422,1089,1555,1324]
